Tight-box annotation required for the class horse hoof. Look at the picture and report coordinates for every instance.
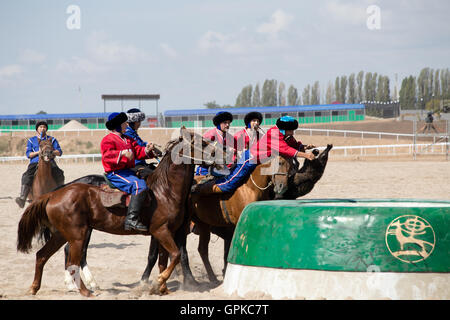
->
[27,287,38,295]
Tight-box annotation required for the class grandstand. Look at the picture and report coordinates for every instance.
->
[0,112,158,130]
[163,104,365,128]
[0,103,365,130]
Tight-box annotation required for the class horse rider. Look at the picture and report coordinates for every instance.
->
[195,111,235,175]
[191,116,316,194]
[15,121,65,208]
[233,111,264,162]
[123,108,160,179]
[420,111,439,133]
[101,112,158,232]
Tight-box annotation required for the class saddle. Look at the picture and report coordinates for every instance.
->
[98,174,131,208]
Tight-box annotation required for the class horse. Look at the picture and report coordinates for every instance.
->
[29,138,62,201]
[141,145,333,285]
[16,127,222,297]
[283,144,333,199]
[140,155,296,285]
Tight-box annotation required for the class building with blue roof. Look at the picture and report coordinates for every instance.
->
[163,104,365,128]
[0,112,111,130]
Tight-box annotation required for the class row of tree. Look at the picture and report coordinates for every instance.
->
[206,67,450,112]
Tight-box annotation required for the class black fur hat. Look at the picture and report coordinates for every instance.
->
[105,112,128,130]
[126,108,146,123]
[35,121,48,131]
[244,111,263,127]
[276,116,298,130]
[213,111,233,126]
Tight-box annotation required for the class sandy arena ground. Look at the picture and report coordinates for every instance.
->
[0,158,449,300]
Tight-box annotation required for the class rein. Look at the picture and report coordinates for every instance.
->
[250,172,288,191]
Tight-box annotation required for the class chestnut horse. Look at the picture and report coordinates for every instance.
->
[17,127,220,297]
[140,155,296,285]
[29,138,62,201]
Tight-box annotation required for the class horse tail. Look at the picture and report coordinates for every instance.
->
[17,195,51,253]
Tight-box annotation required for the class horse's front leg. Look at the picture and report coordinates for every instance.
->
[141,236,159,283]
[197,222,219,283]
[150,227,180,295]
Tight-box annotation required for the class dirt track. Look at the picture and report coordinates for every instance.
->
[1,158,449,300]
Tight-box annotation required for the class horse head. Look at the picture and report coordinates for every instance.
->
[38,139,55,162]
[171,126,225,171]
[259,156,295,199]
[283,144,333,199]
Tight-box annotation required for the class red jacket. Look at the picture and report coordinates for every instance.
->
[234,128,262,152]
[101,132,153,173]
[250,126,301,163]
[203,128,234,148]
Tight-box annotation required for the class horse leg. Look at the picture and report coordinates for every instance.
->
[197,222,219,283]
[221,235,231,276]
[64,228,97,291]
[79,228,98,290]
[174,221,198,288]
[140,236,159,283]
[156,245,170,295]
[29,232,66,295]
[150,227,180,295]
[66,237,91,297]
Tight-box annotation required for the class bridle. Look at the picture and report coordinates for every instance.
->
[250,171,288,191]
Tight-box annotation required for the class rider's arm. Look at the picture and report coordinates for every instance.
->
[51,137,63,156]
[26,138,39,159]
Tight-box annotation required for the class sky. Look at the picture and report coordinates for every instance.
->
[0,0,449,116]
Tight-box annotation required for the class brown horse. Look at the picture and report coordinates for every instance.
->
[140,155,295,285]
[16,127,221,297]
[29,139,61,201]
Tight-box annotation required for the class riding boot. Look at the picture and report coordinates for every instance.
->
[124,191,149,232]
[191,180,223,195]
[15,185,31,208]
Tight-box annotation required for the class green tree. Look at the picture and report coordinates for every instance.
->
[262,79,277,106]
[302,85,311,105]
[335,76,340,102]
[204,101,221,109]
[287,85,298,106]
[364,72,372,101]
[357,71,364,102]
[278,82,286,106]
[340,75,347,104]
[348,73,356,103]
[253,83,261,107]
[311,81,320,105]
[325,81,334,104]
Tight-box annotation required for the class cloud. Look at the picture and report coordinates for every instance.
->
[87,32,152,64]
[0,64,24,78]
[256,9,294,37]
[323,0,367,25]
[19,49,46,64]
[160,43,178,58]
[56,57,107,75]
[197,30,245,54]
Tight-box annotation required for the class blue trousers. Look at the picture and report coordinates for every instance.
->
[214,150,257,193]
[106,169,148,195]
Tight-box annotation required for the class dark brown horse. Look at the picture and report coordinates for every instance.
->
[17,127,221,297]
[140,155,296,285]
[29,139,61,201]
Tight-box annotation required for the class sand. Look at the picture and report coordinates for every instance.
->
[0,159,449,300]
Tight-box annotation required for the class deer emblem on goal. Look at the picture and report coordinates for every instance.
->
[385,215,435,264]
